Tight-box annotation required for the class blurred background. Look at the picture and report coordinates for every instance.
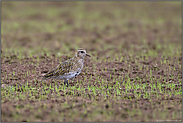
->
[1,1,181,58]
[1,2,182,122]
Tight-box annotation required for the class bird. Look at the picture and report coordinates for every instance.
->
[38,48,91,87]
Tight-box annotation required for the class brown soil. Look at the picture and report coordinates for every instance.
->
[1,1,182,122]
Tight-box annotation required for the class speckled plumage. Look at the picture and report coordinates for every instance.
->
[39,48,90,86]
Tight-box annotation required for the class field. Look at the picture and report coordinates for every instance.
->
[1,1,182,122]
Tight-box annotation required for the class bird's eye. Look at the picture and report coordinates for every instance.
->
[80,51,84,53]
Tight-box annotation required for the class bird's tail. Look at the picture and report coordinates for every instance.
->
[37,76,47,82]
[37,71,55,82]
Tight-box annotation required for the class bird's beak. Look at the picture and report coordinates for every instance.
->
[86,54,91,57]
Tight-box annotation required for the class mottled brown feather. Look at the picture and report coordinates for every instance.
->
[39,48,90,83]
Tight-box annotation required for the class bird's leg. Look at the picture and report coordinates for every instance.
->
[64,79,69,87]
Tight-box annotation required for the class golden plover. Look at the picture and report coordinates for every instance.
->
[39,48,91,87]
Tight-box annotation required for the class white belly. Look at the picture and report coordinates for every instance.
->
[55,71,81,80]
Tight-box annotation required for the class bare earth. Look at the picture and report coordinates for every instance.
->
[1,2,182,122]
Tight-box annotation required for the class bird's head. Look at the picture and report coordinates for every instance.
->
[75,48,91,59]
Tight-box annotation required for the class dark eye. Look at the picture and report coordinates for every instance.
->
[80,51,84,53]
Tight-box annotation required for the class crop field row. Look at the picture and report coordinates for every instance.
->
[1,1,182,122]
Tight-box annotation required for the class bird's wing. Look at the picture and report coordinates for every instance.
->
[43,58,75,78]
[54,59,75,76]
